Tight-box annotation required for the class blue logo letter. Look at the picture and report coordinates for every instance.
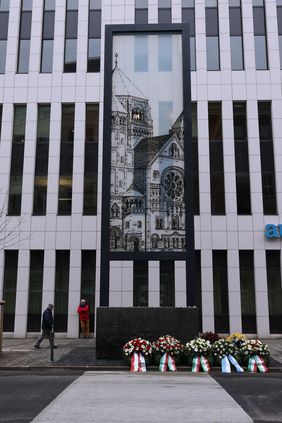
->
[265,224,278,238]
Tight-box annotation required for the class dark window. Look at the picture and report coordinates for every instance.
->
[258,102,277,214]
[160,260,175,307]
[229,6,242,35]
[58,175,72,214]
[133,261,148,307]
[206,1,220,70]
[195,251,202,332]
[158,8,171,23]
[158,0,171,24]
[84,104,99,215]
[239,251,257,333]
[89,10,101,38]
[233,102,251,214]
[192,102,199,214]
[182,7,195,34]
[20,12,32,38]
[33,105,50,215]
[64,39,77,72]
[27,251,44,332]
[66,11,78,38]
[277,4,282,34]
[254,36,268,69]
[0,12,9,39]
[253,7,266,34]
[266,251,282,334]
[58,104,75,215]
[81,250,96,333]
[230,37,244,70]
[41,40,53,73]
[229,1,244,70]
[135,9,148,24]
[253,0,268,69]
[182,1,196,70]
[22,0,32,10]
[278,2,282,68]
[206,37,220,70]
[8,106,26,215]
[0,105,2,139]
[135,1,148,23]
[54,250,70,332]
[0,0,9,72]
[3,250,18,332]
[213,250,229,333]
[208,103,225,215]
[41,2,55,73]
[64,1,78,72]
[206,8,219,35]
[42,11,55,39]
[17,1,32,73]
[18,40,30,73]
[0,0,10,11]
[87,1,101,72]
[0,40,7,73]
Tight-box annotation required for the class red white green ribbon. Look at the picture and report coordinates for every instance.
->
[159,352,177,372]
[221,355,244,373]
[130,352,146,372]
[191,355,210,373]
[248,354,268,373]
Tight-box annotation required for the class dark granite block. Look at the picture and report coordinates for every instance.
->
[96,307,199,359]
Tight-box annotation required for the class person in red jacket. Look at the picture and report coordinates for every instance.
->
[77,299,90,338]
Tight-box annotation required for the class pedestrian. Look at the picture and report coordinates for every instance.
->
[34,304,57,349]
[77,299,90,338]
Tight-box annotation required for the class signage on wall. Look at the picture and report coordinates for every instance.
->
[265,224,282,239]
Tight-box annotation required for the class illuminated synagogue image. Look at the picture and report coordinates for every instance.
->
[110,61,186,252]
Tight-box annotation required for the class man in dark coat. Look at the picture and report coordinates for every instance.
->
[34,304,57,349]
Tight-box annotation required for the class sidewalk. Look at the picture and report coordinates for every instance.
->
[1,337,282,370]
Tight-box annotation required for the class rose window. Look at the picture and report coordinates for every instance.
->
[163,169,184,201]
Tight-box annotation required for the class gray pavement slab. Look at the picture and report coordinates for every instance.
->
[1,338,96,368]
[32,371,253,423]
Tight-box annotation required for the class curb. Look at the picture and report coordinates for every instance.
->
[0,365,281,372]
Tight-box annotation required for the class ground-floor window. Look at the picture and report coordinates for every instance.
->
[3,250,18,332]
[195,251,202,332]
[239,250,257,333]
[213,250,229,333]
[81,250,96,332]
[160,261,175,307]
[54,250,70,332]
[133,261,148,307]
[266,250,282,334]
[27,250,44,332]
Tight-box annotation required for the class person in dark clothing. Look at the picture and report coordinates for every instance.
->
[34,304,57,349]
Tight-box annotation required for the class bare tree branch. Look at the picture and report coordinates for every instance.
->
[0,190,33,250]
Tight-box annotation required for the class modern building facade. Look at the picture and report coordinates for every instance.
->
[0,0,281,338]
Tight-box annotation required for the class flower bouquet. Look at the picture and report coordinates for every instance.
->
[122,338,152,372]
[152,335,184,371]
[240,339,269,372]
[227,332,247,348]
[185,338,212,372]
[212,339,243,373]
[200,331,220,344]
